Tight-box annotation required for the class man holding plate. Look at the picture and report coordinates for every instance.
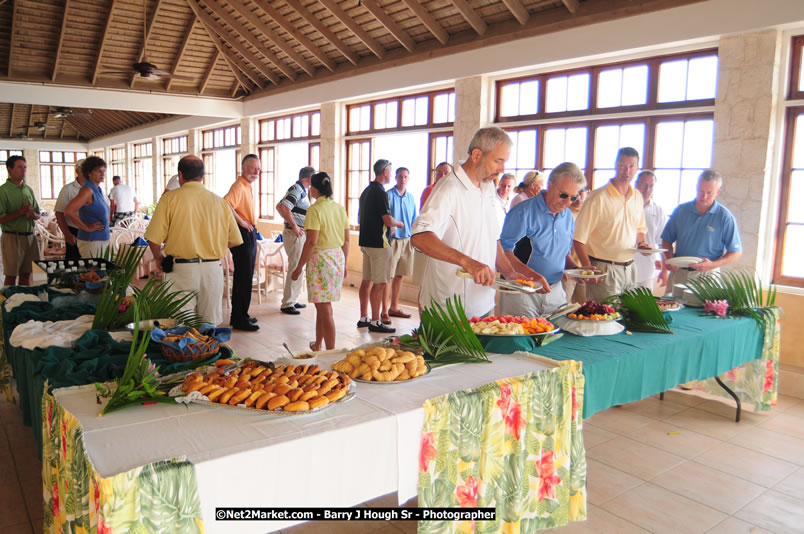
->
[499,163,585,317]
[661,169,742,287]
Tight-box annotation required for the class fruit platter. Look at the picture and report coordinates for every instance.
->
[332,346,429,383]
[175,359,354,414]
[565,301,621,322]
[469,315,558,336]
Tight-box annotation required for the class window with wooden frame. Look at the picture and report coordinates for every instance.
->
[0,149,23,182]
[346,139,372,226]
[496,49,717,123]
[774,35,804,287]
[131,142,154,206]
[428,133,453,184]
[257,111,321,220]
[347,89,456,134]
[201,124,241,198]
[108,147,126,193]
[161,135,188,195]
[38,150,87,200]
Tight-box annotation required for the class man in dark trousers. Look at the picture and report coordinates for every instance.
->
[224,154,261,331]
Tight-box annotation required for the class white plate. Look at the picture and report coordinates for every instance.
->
[656,299,684,312]
[666,256,703,268]
[632,247,667,254]
[565,269,607,280]
[352,364,431,384]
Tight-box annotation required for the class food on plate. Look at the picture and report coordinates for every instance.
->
[514,279,537,288]
[468,315,555,335]
[180,360,350,412]
[656,299,683,312]
[79,270,105,282]
[163,327,212,344]
[295,353,314,359]
[580,270,597,276]
[637,242,653,250]
[331,346,428,382]
[567,301,621,321]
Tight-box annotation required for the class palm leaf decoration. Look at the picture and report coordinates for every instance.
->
[684,269,777,328]
[398,297,489,367]
[93,244,202,331]
[603,287,673,334]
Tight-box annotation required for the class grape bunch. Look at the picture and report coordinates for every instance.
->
[577,301,616,316]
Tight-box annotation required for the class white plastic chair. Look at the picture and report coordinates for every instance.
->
[35,221,66,259]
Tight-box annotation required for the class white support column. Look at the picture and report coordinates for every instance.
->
[319,102,343,205]
[711,30,784,275]
[23,149,42,205]
[453,75,490,164]
[151,136,160,207]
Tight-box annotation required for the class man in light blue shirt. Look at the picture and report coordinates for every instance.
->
[384,167,418,321]
[499,162,585,317]
[661,169,742,287]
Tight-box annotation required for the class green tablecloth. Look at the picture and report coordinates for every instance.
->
[534,308,764,418]
[0,287,232,454]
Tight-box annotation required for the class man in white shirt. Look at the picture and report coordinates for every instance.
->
[634,170,668,289]
[411,127,527,318]
[164,174,180,193]
[108,175,139,226]
[494,173,515,230]
[54,159,86,261]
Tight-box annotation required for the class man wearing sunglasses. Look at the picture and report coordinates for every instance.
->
[574,147,649,301]
[499,163,586,316]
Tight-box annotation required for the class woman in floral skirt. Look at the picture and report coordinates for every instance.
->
[291,172,350,351]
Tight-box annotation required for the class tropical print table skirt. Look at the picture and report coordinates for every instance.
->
[418,359,587,533]
[41,386,205,534]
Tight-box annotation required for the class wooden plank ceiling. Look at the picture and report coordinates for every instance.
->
[0,0,704,141]
[0,104,173,141]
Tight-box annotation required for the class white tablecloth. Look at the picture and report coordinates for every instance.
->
[54,351,557,533]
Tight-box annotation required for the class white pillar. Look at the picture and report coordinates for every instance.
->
[319,102,344,205]
[453,75,490,164]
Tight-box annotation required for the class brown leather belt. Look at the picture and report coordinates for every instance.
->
[3,231,33,236]
[589,256,633,267]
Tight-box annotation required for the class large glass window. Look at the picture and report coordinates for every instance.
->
[132,142,153,206]
[346,139,371,226]
[347,90,456,134]
[652,118,714,214]
[201,125,241,198]
[161,135,188,195]
[39,150,87,200]
[0,150,23,182]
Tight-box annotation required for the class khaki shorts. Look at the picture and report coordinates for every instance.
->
[389,237,414,277]
[1,233,40,276]
[361,246,392,284]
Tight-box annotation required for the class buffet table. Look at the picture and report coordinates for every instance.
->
[43,351,586,534]
[538,308,779,418]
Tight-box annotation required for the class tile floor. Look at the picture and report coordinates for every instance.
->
[2,285,804,534]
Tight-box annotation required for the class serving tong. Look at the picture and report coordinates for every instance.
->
[455,268,540,294]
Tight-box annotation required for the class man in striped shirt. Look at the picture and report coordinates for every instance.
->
[277,166,315,315]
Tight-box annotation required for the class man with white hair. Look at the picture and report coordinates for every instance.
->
[411,127,526,318]
[661,169,742,287]
[499,163,585,317]
[54,158,86,261]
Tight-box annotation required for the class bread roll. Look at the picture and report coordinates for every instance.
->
[267,395,290,410]
[206,388,226,402]
[185,381,208,393]
[287,388,304,402]
[229,389,252,406]
[244,390,263,408]
[284,401,310,412]
[215,359,235,367]
[198,384,218,395]
[255,392,275,410]
[275,384,292,396]
[299,390,318,402]
[325,388,347,402]
[219,387,239,404]
[309,396,329,409]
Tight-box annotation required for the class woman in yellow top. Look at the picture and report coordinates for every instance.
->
[291,172,350,351]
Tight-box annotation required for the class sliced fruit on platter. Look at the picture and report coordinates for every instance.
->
[469,315,556,335]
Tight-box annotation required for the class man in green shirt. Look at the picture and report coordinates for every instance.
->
[0,155,41,286]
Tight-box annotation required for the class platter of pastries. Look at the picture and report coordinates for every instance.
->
[331,346,429,383]
[177,359,354,414]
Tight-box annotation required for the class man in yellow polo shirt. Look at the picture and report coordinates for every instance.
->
[573,147,649,301]
[224,154,261,331]
[145,156,242,325]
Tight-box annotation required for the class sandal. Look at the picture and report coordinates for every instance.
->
[309,341,321,352]
[381,314,392,325]
[388,308,412,319]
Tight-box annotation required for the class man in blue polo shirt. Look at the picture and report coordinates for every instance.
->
[383,167,418,322]
[499,162,585,317]
[661,169,742,287]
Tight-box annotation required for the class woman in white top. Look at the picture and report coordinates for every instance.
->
[510,170,545,209]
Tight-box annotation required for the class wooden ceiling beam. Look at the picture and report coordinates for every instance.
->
[92,0,119,85]
[282,0,358,66]
[450,0,487,36]
[188,0,273,87]
[399,0,447,45]
[562,0,579,14]
[60,119,65,139]
[502,0,530,25]
[8,0,20,76]
[52,0,73,81]
[166,15,197,91]
[318,0,385,59]
[244,0,335,72]
[361,0,415,52]
[193,0,287,83]
[198,49,219,95]
[131,0,166,87]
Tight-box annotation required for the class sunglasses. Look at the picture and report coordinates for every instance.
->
[559,192,580,202]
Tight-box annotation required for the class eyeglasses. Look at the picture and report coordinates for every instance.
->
[559,192,580,202]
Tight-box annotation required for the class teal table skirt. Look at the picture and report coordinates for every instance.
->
[533,308,763,418]
[0,287,231,455]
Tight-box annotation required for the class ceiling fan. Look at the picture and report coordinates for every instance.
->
[53,107,92,119]
[34,122,59,131]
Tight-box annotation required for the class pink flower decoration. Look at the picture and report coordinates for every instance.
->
[704,299,729,317]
